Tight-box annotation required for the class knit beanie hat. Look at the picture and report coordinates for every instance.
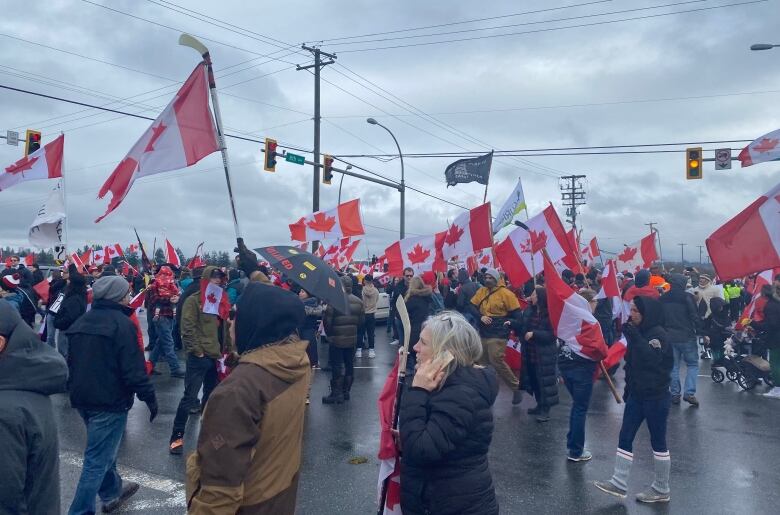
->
[92,276,130,302]
[235,282,305,354]
[635,269,651,288]
[484,268,500,282]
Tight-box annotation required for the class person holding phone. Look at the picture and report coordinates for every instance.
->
[399,311,499,515]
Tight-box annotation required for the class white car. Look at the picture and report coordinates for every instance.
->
[375,289,390,321]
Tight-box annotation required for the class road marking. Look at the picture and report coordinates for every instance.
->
[60,450,185,509]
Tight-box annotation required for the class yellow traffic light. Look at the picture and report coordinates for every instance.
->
[263,138,277,172]
[322,154,334,184]
[24,129,41,157]
[686,147,703,180]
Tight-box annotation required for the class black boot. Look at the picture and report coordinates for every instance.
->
[343,375,354,401]
[322,376,344,404]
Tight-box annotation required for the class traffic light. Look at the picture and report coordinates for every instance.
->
[263,138,277,172]
[24,130,41,157]
[686,147,703,180]
[322,154,334,184]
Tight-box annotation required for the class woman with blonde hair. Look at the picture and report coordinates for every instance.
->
[399,311,499,515]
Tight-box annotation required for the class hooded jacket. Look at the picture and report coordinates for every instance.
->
[186,338,311,514]
[400,365,499,515]
[659,273,700,343]
[181,266,233,359]
[0,300,68,515]
[754,285,780,350]
[54,265,88,331]
[623,296,673,400]
[469,280,522,339]
[456,270,480,313]
[323,277,364,348]
[406,284,433,349]
[65,300,156,412]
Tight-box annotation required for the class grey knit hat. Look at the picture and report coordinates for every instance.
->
[92,276,130,303]
[484,268,501,282]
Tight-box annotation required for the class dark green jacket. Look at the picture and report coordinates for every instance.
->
[181,267,233,359]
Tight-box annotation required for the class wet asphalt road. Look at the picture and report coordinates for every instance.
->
[56,313,780,514]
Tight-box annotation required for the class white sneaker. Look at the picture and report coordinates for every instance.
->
[763,387,780,398]
[355,348,362,358]
[389,339,399,346]
[369,349,376,358]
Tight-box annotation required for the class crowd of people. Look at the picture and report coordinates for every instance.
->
[0,245,778,513]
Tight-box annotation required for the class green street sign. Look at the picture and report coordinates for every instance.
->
[285,153,306,165]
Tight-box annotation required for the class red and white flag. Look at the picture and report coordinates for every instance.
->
[96,64,219,222]
[615,233,659,274]
[187,242,206,269]
[466,247,495,276]
[79,249,92,267]
[596,259,626,322]
[441,203,492,260]
[561,229,584,273]
[494,205,568,287]
[385,232,447,276]
[105,243,124,262]
[289,199,365,242]
[23,254,34,266]
[544,254,608,361]
[0,134,64,192]
[740,269,776,323]
[738,128,780,167]
[129,288,147,310]
[377,358,402,515]
[706,181,780,281]
[323,238,361,270]
[602,335,628,373]
[164,239,180,267]
[581,237,600,263]
[202,281,231,319]
[68,252,86,271]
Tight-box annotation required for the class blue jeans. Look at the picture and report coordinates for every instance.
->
[45,313,57,348]
[670,340,699,396]
[69,411,128,515]
[618,393,671,453]
[393,317,405,344]
[150,316,181,373]
[560,361,596,457]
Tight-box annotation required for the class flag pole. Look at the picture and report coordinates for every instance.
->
[482,150,494,204]
[179,33,242,239]
[60,132,70,259]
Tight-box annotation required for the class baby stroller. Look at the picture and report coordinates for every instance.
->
[737,354,774,390]
[710,334,741,383]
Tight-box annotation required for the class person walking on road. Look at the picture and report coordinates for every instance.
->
[186,282,310,514]
[594,296,674,503]
[53,263,88,359]
[322,275,364,404]
[0,299,69,514]
[467,268,523,405]
[661,274,701,406]
[357,274,378,359]
[399,311,500,515]
[65,276,158,514]
[169,267,234,455]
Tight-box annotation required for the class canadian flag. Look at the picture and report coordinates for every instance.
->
[466,247,495,276]
[92,248,106,265]
[544,254,608,361]
[289,199,365,242]
[615,233,659,274]
[494,205,569,287]
[187,242,206,269]
[68,252,86,271]
[602,335,628,373]
[385,232,447,276]
[105,243,124,262]
[129,288,147,310]
[596,259,626,322]
[95,64,219,222]
[202,280,231,319]
[738,128,780,167]
[581,237,600,263]
[0,134,64,192]
[33,278,50,304]
[377,358,403,515]
[441,203,493,261]
[740,269,776,323]
[706,181,780,281]
[164,239,180,267]
[561,229,584,273]
[334,239,361,270]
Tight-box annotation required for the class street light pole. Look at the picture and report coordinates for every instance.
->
[367,118,405,239]
[750,43,780,51]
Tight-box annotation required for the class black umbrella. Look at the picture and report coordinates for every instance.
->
[254,245,349,313]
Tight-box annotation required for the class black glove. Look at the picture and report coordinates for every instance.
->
[233,238,259,278]
[146,399,158,423]
[622,323,639,339]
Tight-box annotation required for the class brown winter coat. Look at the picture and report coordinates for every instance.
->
[185,337,311,514]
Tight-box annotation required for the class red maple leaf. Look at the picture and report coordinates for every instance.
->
[618,246,638,262]
[144,122,167,153]
[5,156,39,174]
[753,138,780,154]
[445,224,465,246]
[479,254,491,265]
[529,230,547,253]
[108,247,116,255]
[206,292,217,304]
[406,244,431,264]
[306,212,337,233]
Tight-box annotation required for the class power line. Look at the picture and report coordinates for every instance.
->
[310,0,612,43]
[325,0,707,47]
[337,0,767,53]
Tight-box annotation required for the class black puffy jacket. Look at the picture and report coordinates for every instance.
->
[623,296,674,400]
[400,365,499,515]
[323,279,364,349]
[659,273,700,343]
[65,300,156,412]
[406,287,433,348]
[516,306,559,408]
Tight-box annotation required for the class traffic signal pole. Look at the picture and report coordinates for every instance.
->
[297,46,336,254]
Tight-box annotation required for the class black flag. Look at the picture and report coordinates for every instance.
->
[444,151,493,187]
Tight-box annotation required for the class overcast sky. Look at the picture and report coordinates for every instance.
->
[1,0,779,264]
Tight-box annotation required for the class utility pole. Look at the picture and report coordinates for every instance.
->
[644,221,663,266]
[297,45,336,253]
[560,175,586,232]
[678,243,686,264]
[697,245,704,265]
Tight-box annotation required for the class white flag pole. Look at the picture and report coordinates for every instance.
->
[60,132,69,259]
[179,33,242,239]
